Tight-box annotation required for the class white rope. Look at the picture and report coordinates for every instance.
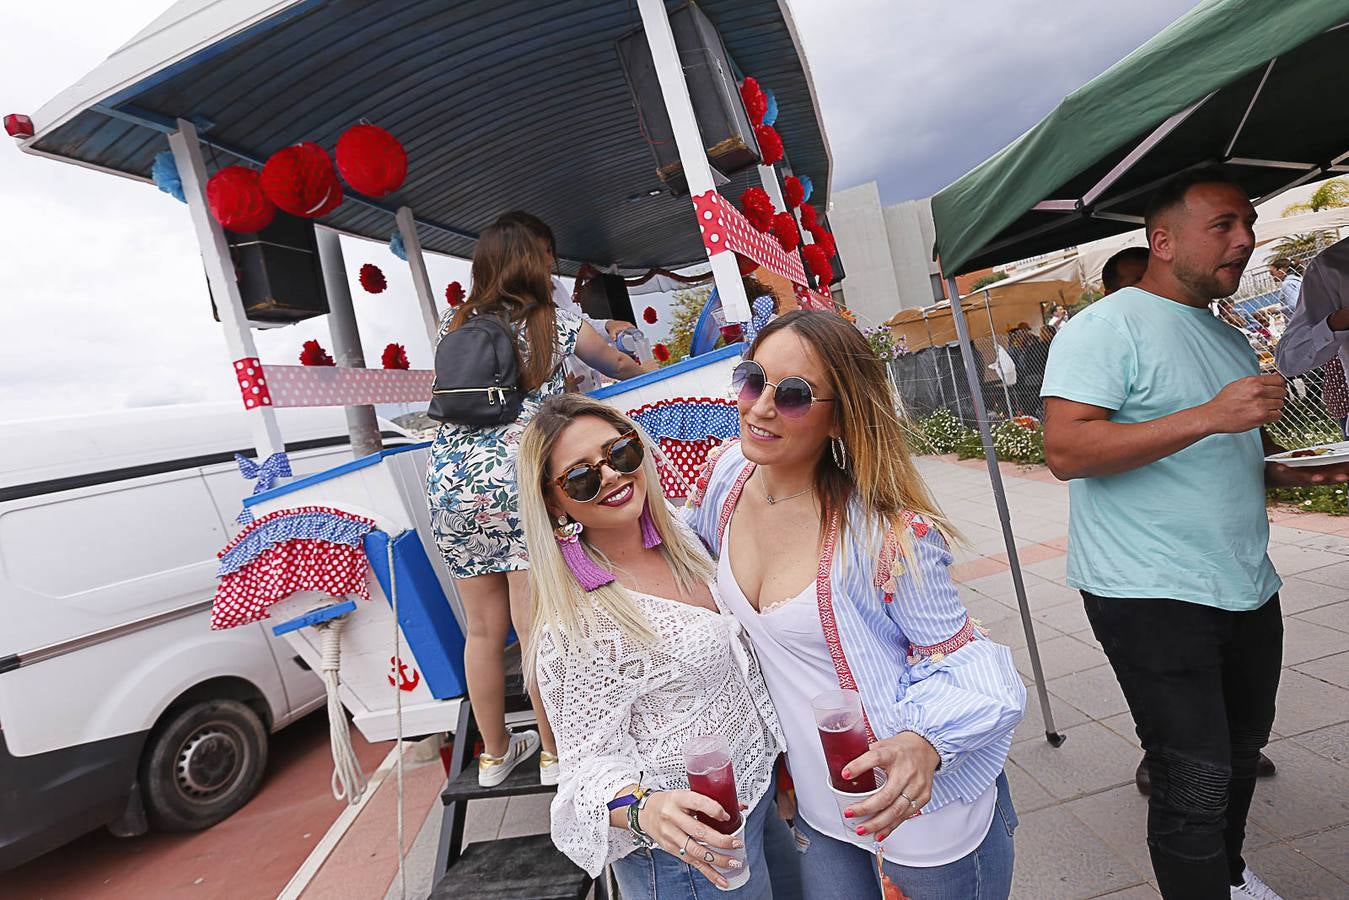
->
[387,538,407,900]
[317,617,367,804]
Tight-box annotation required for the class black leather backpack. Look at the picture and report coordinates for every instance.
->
[427,314,523,427]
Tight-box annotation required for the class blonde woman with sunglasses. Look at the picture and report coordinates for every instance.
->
[517,393,795,899]
[684,310,1025,899]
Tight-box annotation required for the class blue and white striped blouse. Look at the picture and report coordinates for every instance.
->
[681,441,1026,813]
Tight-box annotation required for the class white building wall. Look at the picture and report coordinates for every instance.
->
[883,197,943,309]
[829,182,902,327]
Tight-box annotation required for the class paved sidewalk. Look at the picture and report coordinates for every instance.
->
[400,456,1348,900]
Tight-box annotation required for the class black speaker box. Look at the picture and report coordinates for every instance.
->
[206,212,330,324]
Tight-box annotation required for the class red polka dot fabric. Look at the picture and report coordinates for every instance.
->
[794,283,835,310]
[233,357,274,409]
[691,190,808,285]
[211,538,371,630]
[656,436,724,500]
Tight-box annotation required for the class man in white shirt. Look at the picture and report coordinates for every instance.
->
[1268,257,1304,320]
[1274,238,1349,395]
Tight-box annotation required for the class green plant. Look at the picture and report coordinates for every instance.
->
[1271,231,1332,260]
[663,286,713,365]
[1267,485,1349,516]
[907,408,977,455]
[970,271,1009,291]
[1281,178,1349,215]
[1266,419,1343,451]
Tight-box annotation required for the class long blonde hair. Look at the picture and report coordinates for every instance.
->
[748,310,959,549]
[517,394,714,678]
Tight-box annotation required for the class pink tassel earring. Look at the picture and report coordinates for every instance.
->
[554,517,615,591]
[639,499,662,549]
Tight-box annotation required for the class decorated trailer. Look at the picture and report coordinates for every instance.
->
[8,0,846,891]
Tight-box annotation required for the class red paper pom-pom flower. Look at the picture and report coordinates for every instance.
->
[799,202,819,231]
[803,244,834,286]
[299,339,335,366]
[359,263,386,294]
[739,77,767,126]
[809,226,837,259]
[739,187,775,232]
[643,306,658,325]
[755,124,783,166]
[336,124,407,198]
[652,343,671,362]
[207,166,275,233]
[381,342,410,370]
[736,254,758,276]
[261,142,343,218]
[772,212,800,252]
[445,281,465,307]
[784,176,805,209]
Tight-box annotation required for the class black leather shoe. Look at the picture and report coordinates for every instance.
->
[1257,751,1276,778]
[1135,758,1151,795]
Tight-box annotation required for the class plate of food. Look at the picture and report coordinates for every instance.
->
[1265,440,1349,467]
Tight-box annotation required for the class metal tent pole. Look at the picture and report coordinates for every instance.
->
[944,345,964,421]
[315,227,383,458]
[636,0,751,323]
[168,119,285,462]
[395,207,442,346]
[946,276,1064,747]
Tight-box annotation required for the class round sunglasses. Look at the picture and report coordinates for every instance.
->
[731,359,835,418]
[550,430,646,502]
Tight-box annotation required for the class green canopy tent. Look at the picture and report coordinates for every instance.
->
[928,0,1349,746]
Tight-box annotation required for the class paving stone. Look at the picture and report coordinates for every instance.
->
[1014,634,1107,682]
[1091,886,1160,899]
[1273,669,1349,738]
[1033,600,1093,635]
[1293,650,1349,690]
[1010,722,1138,801]
[1004,759,1057,813]
[1009,805,1139,899]
[1246,740,1349,840]
[1293,823,1349,882]
[1047,665,1131,721]
[1014,683,1090,745]
[1024,554,1070,586]
[1281,617,1349,666]
[1294,598,1349,634]
[1279,578,1349,616]
[1298,560,1349,587]
[1290,721,1349,769]
[1064,785,1153,884]
[1268,544,1349,576]
[496,793,553,839]
[962,588,1016,624]
[1099,712,1141,749]
[983,610,1046,651]
[1242,840,1349,899]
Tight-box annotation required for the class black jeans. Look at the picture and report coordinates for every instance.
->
[1082,592,1282,900]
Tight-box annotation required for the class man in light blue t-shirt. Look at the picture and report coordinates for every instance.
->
[1042,171,1349,900]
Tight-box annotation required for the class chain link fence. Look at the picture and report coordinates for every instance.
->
[888,241,1348,452]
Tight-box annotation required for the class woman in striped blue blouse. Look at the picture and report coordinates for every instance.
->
[683,310,1026,898]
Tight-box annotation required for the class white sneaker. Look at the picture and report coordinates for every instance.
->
[478,729,540,788]
[1231,867,1284,900]
[539,750,560,786]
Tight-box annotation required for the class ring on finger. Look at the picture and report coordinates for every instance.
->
[899,791,915,807]
[680,835,692,857]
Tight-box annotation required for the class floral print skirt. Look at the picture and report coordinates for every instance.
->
[426,420,530,578]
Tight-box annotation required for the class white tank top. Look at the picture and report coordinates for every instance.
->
[716,529,996,867]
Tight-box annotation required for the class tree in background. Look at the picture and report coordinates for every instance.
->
[970,271,1010,291]
[1282,178,1349,215]
[664,286,713,364]
[1271,230,1333,260]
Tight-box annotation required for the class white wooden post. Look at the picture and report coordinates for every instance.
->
[395,206,442,346]
[315,227,383,458]
[636,0,751,323]
[168,118,286,461]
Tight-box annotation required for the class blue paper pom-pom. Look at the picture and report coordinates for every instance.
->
[389,230,408,261]
[151,151,186,203]
[799,175,814,203]
[762,90,779,126]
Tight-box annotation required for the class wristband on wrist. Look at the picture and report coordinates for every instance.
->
[630,789,658,846]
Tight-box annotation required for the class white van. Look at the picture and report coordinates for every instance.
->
[0,403,418,870]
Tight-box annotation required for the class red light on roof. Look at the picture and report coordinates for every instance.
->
[4,114,34,138]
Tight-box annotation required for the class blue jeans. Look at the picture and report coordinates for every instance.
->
[795,771,1017,900]
[613,777,800,900]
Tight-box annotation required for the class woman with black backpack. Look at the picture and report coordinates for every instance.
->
[426,217,649,787]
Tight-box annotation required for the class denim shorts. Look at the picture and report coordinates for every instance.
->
[611,777,795,900]
[794,771,1017,900]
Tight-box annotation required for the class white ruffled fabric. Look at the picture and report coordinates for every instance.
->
[536,585,783,877]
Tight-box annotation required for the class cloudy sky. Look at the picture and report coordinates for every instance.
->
[0,0,1202,421]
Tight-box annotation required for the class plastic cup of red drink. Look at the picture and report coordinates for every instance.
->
[813,689,886,843]
[684,734,749,890]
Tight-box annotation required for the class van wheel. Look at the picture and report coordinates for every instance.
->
[140,699,268,832]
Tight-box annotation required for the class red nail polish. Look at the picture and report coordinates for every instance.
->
[841,769,851,779]
[844,809,854,819]
[856,826,867,836]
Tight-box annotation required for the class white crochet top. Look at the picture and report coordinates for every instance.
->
[536,580,783,877]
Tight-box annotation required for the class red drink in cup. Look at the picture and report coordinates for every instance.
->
[684,735,743,835]
[813,689,877,793]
